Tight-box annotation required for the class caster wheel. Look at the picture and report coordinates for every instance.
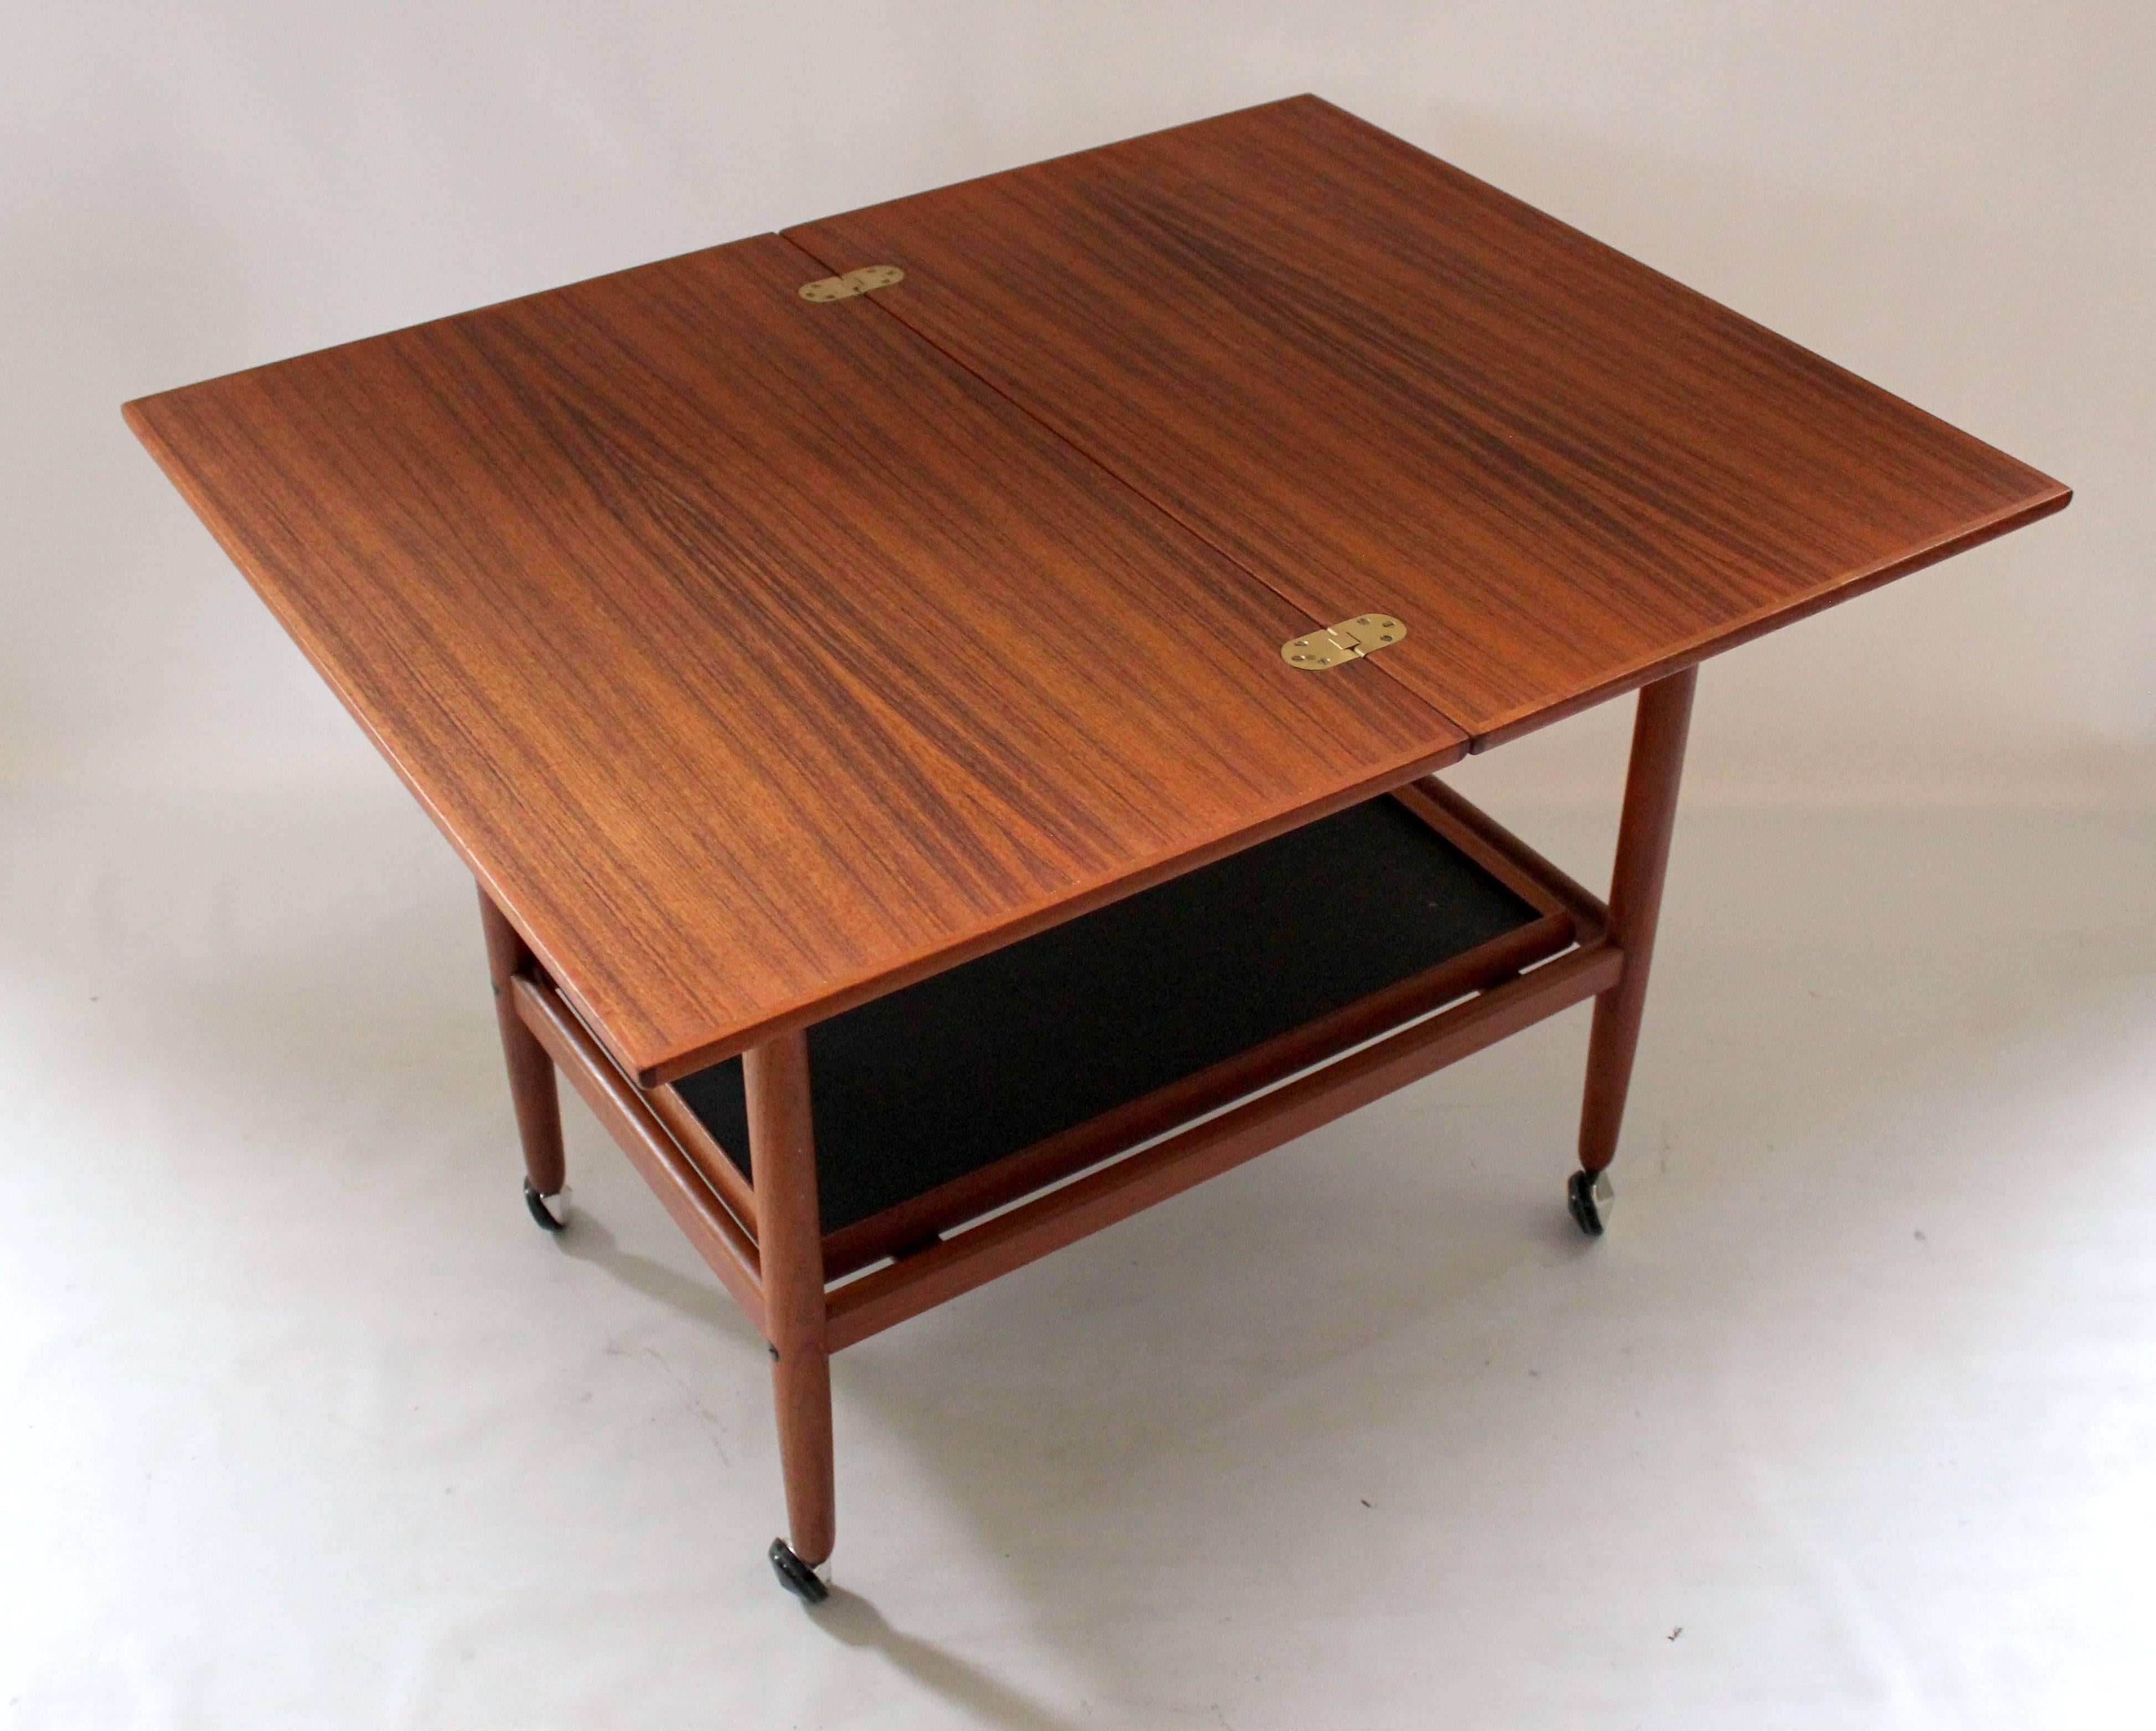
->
[769,1538,829,1605]
[1567,1168,1613,1237]
[523,1177,570,1233]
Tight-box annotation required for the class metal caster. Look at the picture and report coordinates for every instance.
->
[523,1177,570,1232]
[768,1538,829,1605]
[1567,1168,1613,1237]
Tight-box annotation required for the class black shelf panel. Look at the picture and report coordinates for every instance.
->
[673,797,1547,1234]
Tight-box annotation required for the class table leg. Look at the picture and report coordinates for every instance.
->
[478,888,567,1212]
[746,1029,835,1596]
[1575,667,1696,1218]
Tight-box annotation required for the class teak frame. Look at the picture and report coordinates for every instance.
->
[481,667,1696,1572]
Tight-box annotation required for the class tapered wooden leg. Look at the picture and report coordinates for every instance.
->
[1578,666,1697,1175]
[747,1029,835,1571]
[478,888,565,1197]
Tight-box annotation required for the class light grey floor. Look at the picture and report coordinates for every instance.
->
[3,779,2150,1729]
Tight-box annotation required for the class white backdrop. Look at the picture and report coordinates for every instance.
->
[6,8,2156,1730]
[5,0,2150,807]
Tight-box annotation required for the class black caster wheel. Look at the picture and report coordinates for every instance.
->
[769,1538,829,1605]
[1567,1168,1613,1237]
[523,1177,569,1233]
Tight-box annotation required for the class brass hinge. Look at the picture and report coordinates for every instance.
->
[797,265,905,303]
[1281,613,1409,669]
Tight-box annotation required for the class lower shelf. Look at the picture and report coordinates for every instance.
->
[672,794,1568,1238]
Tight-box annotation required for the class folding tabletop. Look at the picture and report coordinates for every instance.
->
[125,96,2069,1604]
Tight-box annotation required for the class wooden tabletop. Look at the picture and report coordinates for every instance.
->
[127,233,1461,1084]
[126,98,2067,1081]
[791,96,2069,743]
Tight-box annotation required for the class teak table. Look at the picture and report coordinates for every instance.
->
[125,97,2069,1604]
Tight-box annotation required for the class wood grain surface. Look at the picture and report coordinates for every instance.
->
[788,96,2071,743]
[126,233,1462,1084]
